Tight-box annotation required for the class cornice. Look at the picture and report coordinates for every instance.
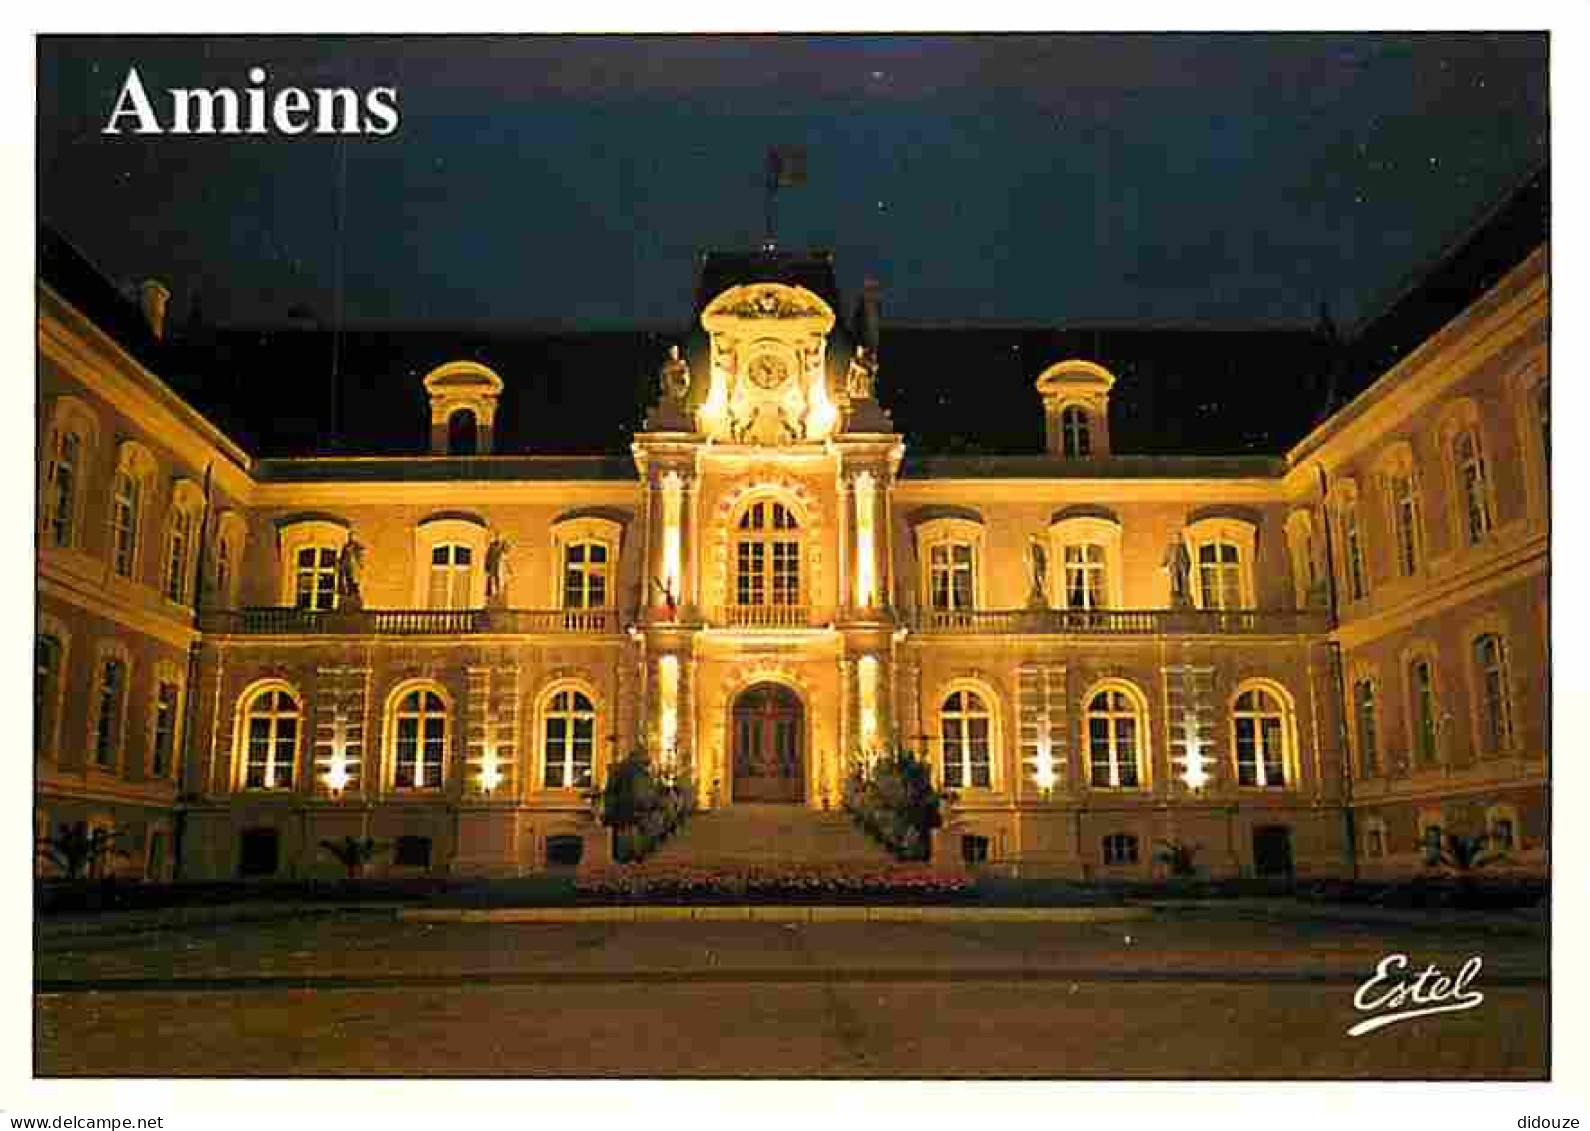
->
[38,570,199,651]
[249,480,645,507]
[892,478,1284,505]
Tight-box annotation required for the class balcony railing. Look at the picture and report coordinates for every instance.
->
[711,604,815,630]
[201,607,621,636]
[910,607,1330,636]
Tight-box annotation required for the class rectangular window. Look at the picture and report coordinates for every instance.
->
[1474,635,1513,751]
[1455,432,1493,544]
[1103,833,1138,866]
[929,543,974,611]
[1354,679,1379,778]
[35,635,62,757]
[429,544,474,610]
[1342,509,1368,601]
[771,540,800,605]
[1391,475,1420,577]
[295,546,339,611]
[1411,660,1438,766]
[1365,826,1385,858]
[152,681,179,777]
[245,714,296,790]
[111,472,140,578]
[1197,542,1242,610]
[735,542,765,606]
[166,510,193,603]
[47,431,80,547]
[94,658,124,769]
[562,542,608,609]
[1063,544,1106,610]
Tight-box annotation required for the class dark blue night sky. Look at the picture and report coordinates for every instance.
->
[38,34,1547,332]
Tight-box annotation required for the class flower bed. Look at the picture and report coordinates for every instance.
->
[573,862,971,904]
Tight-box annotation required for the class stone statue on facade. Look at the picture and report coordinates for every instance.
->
[1162,533,1192,609]
[660,344,691,404]
[1025,535,1049,610]
[485,533,512,607]
[336,533,365,609]
[846,345,878,401]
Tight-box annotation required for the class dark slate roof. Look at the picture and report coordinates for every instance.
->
[693,248,845,317]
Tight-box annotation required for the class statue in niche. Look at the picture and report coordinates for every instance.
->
[660,344,691,404]
[846,345,878,401]
[1025,535,1049,610]
[1162,533,1193,609]
[336,533,366,609]
[485,533,513,607]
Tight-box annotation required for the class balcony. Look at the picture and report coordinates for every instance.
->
[200,607,621,636]
[909,608,1330,636]
[710,604,815,630]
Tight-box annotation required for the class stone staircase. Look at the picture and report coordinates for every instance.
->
[647,804,895,867]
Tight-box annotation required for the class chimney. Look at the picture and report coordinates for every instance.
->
[139,279,171,341]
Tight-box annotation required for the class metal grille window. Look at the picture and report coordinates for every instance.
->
[110,471,141,579]
[1410,659,1439,766]
[1197,541,1242,610]
[543,689,595,789]
[152,681,179,777]
[1061,406,1091,458]
[392,689,447,790]
[929,542,975,611]
[243,688,299,790]
[1390,473,1421,577]
[734,501,800,607]
[1063,543,1107,610]
[1354,678,1379,778]
[428,543,474,610]
[295,546,339,611]
[1233,688,1288,788]
[940,690,992,789]
[1454,430,1493,544]
[1473,633,1514,752]
[1086,689,1141,789]
[562,542,609,609]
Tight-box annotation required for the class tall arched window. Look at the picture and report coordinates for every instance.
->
[35,630,64,759]
[1085,684,1145,789]
[1340,502,1369,601]
[734,500,801,610]
[1353,676,1380,779]
[541,686,596,789]
[1060,406,1091,458]
[240,686,300,791]
[163,480,205,605]
[428,544,474,609]
[90,647,130,772]
[390,687,448,790]
[939,689,993,789]
[1388,471,1422,577]
[1232,684,1293,788]
[1472,632,1514,753]
[110,468,143,579]
[1406,654,1441,767]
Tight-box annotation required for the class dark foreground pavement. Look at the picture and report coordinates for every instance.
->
[34,907,1548,1078]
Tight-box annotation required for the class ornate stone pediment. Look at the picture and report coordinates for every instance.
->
[703,283,835,327]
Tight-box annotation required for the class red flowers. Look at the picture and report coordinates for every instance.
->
[573,862,969,901]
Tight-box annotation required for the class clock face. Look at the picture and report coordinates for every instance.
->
[748,353,789,391]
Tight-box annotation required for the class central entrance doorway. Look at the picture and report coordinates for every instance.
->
[731,683,805,803]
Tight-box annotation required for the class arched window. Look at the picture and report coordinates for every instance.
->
[939,689,993,789]
[109,468,143,579]
[428,543,474,609]
[390,687,448,790]
[1232,684,1293,788]
[448,408,479,455]
[734,500,801,610]
[1196,541,1242,610]
[1049,513,1123,611]
[1452,427,1494,545]
[541,686,596,789]
[1060,405,1091,458]
[240,686,300,791]
[1102,833,1139,866]
[916,515,985,615]
[163,480,205,605]
[1388,470,1423,578]
[1472,632,1515,753]
[563,542,610,609]
[35,629,65,759]
[149,669,182,779]
[1085,684,1145,789]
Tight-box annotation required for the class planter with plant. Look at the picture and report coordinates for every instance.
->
[841,746,954,862]
[588,751,696,864]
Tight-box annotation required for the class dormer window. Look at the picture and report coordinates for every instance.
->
[422,361,504,456]
[1035,360,1117,458]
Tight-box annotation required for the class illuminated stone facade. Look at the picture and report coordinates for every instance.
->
[36,241,1547,882]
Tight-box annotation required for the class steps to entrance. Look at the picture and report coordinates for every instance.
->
[648,804,895,867]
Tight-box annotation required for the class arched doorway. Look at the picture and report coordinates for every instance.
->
[731,683,804,803]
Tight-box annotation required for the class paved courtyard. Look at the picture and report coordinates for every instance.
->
[35,906,1548,1078]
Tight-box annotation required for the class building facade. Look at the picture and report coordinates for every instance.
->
[35,235,1548,883]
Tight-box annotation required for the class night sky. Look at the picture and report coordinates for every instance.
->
[38,34,1547,334]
